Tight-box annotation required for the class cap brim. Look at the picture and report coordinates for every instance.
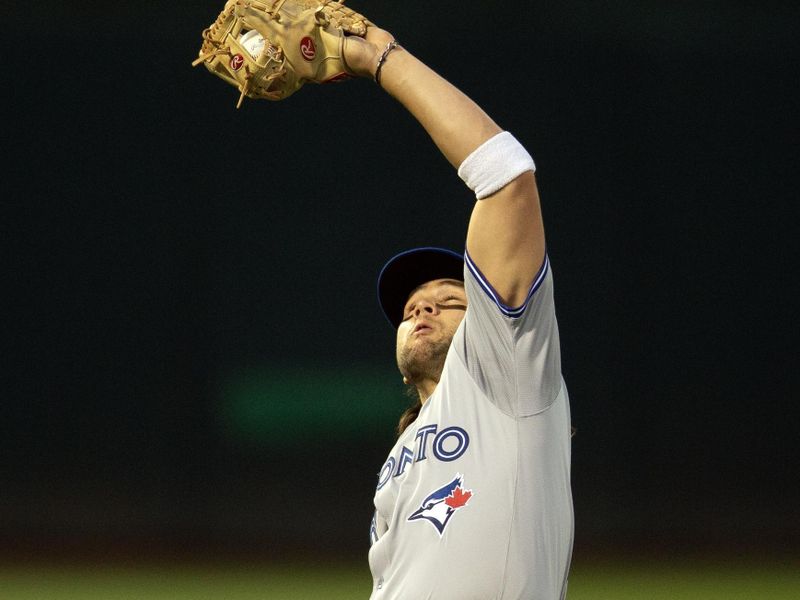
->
[377,247,464,328]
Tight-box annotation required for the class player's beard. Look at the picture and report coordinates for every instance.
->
[397,334,451,387]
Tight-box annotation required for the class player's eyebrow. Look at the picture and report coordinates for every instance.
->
[437,279,464,289]
[434,281,466,299]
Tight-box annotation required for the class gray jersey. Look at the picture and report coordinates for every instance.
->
[368,253,573,600]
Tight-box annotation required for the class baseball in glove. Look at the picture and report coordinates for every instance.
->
[192,0,371,108]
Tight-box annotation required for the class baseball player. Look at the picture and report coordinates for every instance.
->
[344,27,575,600]
[192,4,573,597]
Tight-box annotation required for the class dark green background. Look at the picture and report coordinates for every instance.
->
[2,1,798,564]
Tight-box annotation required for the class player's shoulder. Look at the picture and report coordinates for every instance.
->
[462,252,553,328]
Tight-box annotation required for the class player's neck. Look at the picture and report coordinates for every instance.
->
[416,379,438,404]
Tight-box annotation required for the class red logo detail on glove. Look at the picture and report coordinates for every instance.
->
[230,54,245,71]
[300,37,316,61]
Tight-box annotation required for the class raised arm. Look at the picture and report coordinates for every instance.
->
[346,28,546,308]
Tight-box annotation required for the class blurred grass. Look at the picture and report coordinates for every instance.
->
[568,560,800,599]
[0,559,798,599]
[0,563,371,600]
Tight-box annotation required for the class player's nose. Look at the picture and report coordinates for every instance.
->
[414,299,437,316]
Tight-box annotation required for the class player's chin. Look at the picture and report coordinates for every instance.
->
[398,340,429,365]
[404,336,447,363]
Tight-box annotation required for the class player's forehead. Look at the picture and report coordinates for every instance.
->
[405,278,465,304]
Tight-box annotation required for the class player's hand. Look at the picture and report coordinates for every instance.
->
[344,26,396,78]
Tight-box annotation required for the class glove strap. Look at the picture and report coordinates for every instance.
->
[374,40,400,86]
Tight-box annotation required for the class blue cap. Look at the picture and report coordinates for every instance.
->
[377,247,464,328]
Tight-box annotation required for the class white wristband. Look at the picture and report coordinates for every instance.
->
[457,131,536,200]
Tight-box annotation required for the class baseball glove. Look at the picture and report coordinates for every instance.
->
[192,0,371,108]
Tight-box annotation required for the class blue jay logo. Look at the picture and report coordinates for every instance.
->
[407,473,473,536]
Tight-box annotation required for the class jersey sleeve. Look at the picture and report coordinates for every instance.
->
[451,251,563,417]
